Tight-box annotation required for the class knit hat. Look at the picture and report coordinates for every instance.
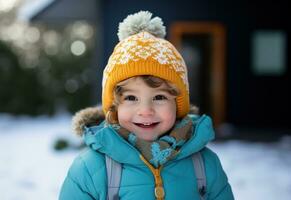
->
[102,11,190,118]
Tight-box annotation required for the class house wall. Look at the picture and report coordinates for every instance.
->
[31,0,98,23]
[100,0,290,130]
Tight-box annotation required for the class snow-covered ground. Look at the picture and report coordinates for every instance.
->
[0,113,291,200]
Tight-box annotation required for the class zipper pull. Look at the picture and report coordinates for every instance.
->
[155,186,165,199]
[140,155,165,200]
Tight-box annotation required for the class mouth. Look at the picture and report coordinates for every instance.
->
[133,122,160,129]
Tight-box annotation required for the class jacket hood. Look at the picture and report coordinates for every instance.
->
[72,106,214,165]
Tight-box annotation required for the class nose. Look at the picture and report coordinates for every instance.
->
[137,102,155,117]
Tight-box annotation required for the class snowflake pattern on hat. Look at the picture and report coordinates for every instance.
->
[102,32,188,91]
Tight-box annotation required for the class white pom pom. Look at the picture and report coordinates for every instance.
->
[117,11,166,41]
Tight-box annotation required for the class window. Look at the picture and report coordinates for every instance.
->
[252,31,287,76]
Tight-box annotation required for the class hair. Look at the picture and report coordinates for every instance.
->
[105,75,180,124]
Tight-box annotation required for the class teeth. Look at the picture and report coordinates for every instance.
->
[134,122,158,126]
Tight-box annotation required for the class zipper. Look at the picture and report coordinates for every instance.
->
[140,155,165,200]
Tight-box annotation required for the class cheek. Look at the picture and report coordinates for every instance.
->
[164,111,176,126]
[159,103,177,126]
[117,105,131,124]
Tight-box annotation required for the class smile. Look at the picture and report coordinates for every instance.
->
[133,122,160,128]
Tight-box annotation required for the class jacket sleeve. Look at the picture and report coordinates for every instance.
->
[59,155,99,200]
[202,148,235,200]
[59,176,96,200]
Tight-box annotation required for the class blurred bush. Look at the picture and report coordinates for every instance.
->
[0,41,44,114]
[0,20,96,115]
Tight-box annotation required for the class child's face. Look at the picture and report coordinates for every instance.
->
[117,77,176,141]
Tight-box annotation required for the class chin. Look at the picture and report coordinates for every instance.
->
[137,134,156,141]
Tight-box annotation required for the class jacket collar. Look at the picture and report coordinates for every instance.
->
[83,114,215,165]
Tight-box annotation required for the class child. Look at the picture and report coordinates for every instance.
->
[59,11,234,200]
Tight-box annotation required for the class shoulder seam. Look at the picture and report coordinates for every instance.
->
[80,149,105,178]
[66,175,87,193]
[79,155,99,194]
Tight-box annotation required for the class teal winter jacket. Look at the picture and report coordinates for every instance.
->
[59,107,234,200]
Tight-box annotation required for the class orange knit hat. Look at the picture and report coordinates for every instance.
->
[102,11,190,118]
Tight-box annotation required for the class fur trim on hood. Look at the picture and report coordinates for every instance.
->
[72,105,199,136]
[72,106,105,136]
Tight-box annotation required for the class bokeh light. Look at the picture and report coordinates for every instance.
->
[70,40,86,56]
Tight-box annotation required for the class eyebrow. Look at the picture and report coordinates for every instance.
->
[120,88,136,93]
[121,87,172,95]
[158,88,172,93]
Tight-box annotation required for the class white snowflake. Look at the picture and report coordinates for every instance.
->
[119,52,134,64]
[135,49,151,59]
[154,53,169,64]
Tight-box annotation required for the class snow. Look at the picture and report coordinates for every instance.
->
[209,140,291,200]
[0,113,291,200]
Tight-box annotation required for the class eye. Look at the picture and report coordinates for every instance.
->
[153,95,167,101]
[124,95,137,101]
